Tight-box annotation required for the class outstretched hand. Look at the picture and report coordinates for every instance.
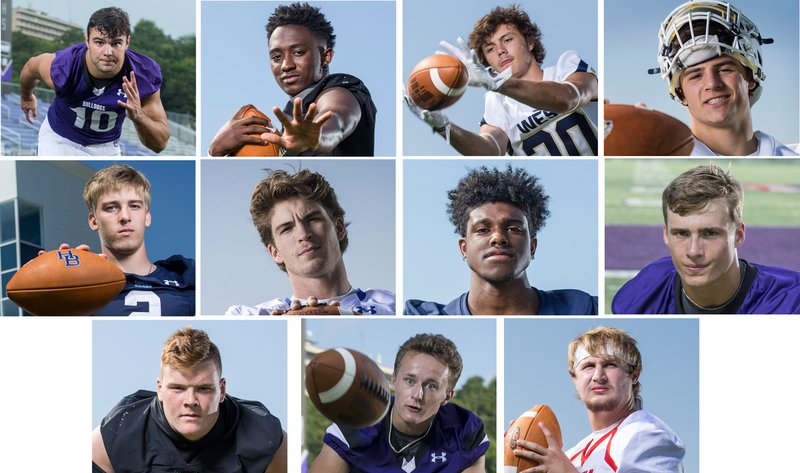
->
[439,37,512,91]
[118,71,145,122]
[37,243,106,259]
[264,97,333,153]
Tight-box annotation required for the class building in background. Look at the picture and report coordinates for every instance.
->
[10,7,80,41]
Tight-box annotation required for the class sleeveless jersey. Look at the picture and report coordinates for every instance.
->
[95,255,195,316]
[100,390,283,473]
[482,50,598,156]
[565,410,685,473]
[226,287,395,315]
[405,288,598,315]
[47,43,162,146]
[323,400,489,472]
[281,73,376,156]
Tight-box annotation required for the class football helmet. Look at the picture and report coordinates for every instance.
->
[652,1,773,105]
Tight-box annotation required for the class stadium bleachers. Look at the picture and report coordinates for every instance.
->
[1,90,195,156]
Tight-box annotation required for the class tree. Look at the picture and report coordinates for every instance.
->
[451,376,497,473]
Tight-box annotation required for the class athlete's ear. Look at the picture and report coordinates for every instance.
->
[219,378,227,403]
[322,47,333,66]
[88,213,99,231]
[662,224,669,246]
[267,243,284,265]
[145,211,151,228]
[443,389,454,405]
[734,222,746,247]
[458,237,467,261]
[335,217,346,242]
[530,237,538,258]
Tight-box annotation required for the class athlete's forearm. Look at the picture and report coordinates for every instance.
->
[131,115,170,153]
[447,123,504,156]
[498,78,583,114]
[19,60,41,97]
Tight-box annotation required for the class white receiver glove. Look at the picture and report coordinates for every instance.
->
[438,37,512,91]
[404,91,452,143]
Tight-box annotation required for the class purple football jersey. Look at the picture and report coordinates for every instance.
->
[47,43,162,146]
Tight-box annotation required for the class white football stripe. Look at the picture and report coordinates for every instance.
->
[319,348,356,403]
[504,467,518,473]
[430,68,466,97]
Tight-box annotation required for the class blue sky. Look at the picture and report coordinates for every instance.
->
[304,318,496,392]
[200,159,395,314]
[404,159,598,305]
[92,319,288,428]
[505,318,699,473]
[403,0,599,156]
[200,1,396,156]
[605,0,799,145]
[86,160,195,261]
[16,0,196,38]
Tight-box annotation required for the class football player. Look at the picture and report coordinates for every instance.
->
[19,7,169,156]
[92,326,286,473]
[405,5,597,156]
[612,165,800,314]
[650,1,797,155]
[405,165,597,315]
[309,333,489,473]
[225,169,395,315]
[512,327,685,473]
[209,2,376,156]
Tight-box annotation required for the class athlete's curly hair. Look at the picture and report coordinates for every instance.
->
[251,169,348,272]
[265,2,336,50]
[87,7,131,38]
[447,165,550,238]
[394,334,463,391]
[161,326,222,375]
[469,4,545,67]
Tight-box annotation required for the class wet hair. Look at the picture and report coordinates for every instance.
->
[662,164,743,226]
[394,334,463,391]
[469,4,545,67]
[265,2,336,50]
[83,164,151,214]
[161,326,222,375]
[250,169,348,272]
[447,165,550,238]
[568,326,642,404]
[87,7,131,38]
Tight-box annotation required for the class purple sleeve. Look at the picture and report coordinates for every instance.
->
[612,257,676,314]
[124,50,163,99]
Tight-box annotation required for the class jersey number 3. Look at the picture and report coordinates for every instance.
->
[70,106,118,132]
[125,290,162,316]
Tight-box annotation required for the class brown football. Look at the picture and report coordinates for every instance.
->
[232,104,282,157]
[604,104,693,156]
[504,405,563,472]
[305,347,391,428]
[6,249,126,316]
[407,54,469,111]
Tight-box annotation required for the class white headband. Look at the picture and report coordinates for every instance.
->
[572,343,628,370]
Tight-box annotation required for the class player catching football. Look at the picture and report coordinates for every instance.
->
[309,333,490,473]
[612,164,800,314]
[405,5,597,156]
[650,1,797,156]
[512,326,685,473]
[404,165,597,315]
[18,7,169,156]
[92,326,287,473]
[208,2,376,156]
[225,168,395,315]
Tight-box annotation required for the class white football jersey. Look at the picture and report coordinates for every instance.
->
[691,130,799,156]
[482,50,598,156]
[225,287,396,315]
[565,410,685,473]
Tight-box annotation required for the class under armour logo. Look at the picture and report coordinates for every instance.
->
[117,89,126,98]
[430,452,447,463]
[163,280,180,287]
[401,457,416,473]
[57,250,81,267]
[356,305,377,314]
[93,86,106,96]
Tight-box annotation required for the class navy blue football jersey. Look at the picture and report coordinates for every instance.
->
[94,255,195,316]
[405,288,598,315]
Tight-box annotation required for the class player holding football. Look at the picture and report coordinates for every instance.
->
[92,326,287,473]
[612,165,800,314]
[19,7,169,156]
[512,326,685,473]
[208,2,376,156]
[309,333,489,473]
[650,1,797,156]
[405,165,597,315]
[406,5,597,156]
[82,164,195,315]
[225,169,394,315]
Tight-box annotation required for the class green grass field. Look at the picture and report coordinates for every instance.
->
[606,159,800,226]
[605,159,800,312]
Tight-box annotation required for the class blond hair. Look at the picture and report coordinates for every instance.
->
[83,164,151,214]
[161,326,222,375]
[568,326,642,402]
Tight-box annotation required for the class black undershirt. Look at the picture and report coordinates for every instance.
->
[674,259,758,314]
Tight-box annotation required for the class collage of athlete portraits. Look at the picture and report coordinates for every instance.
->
[0,0,798,472]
